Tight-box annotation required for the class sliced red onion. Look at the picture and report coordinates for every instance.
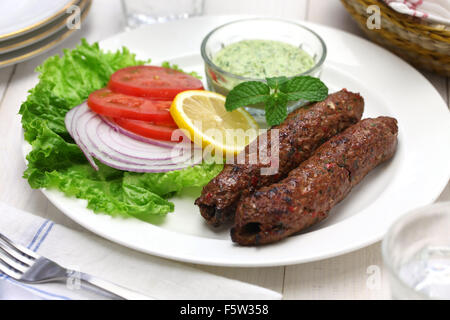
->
[64,102,201,173]
[95,121,184,160]
[65,107,76,139]
[69,103,98,170]
[99,115,177,148]
[85,116,191,166]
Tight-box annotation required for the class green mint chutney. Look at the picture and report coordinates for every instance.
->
[212,39,315,78]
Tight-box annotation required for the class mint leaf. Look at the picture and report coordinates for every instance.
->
[224,75,328,126]
[266,76,288,89]
[280,76,328,102]
[265,92,288,126]
[225,81,270,111]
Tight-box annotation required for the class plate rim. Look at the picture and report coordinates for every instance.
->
[0,0,89,54]
[22,15,450,267]
[0,0,79,41]
[0,0,91,68]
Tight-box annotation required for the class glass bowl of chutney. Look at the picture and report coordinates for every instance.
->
[200,18,327,124]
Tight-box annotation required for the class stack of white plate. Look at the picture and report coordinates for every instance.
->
[0,0,91,68]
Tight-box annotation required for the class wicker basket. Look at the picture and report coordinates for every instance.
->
[341,0,450,76]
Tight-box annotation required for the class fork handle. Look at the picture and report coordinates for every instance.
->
[75,272,152,300]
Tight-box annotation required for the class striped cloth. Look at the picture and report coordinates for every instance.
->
[0,202,282,300]
[383,0,450,25]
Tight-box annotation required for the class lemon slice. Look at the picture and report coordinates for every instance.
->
[170,90,259,155]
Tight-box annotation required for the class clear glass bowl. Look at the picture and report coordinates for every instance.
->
[382,202,450,300]
[200,18,327,124]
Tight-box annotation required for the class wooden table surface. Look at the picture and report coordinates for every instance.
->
[0,0,448,299]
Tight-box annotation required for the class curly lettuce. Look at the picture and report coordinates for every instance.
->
[20,39,222,221]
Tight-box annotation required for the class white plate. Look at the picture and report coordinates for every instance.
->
[0,0,78,40]
[0,0,88,54]
[24,16,450,267]
[0,1,91,68]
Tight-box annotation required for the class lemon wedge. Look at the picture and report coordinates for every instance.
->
[170,90,259,155]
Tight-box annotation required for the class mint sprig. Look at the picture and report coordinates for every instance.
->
[280,76,328,101]
[265,92,288,126]
[224,81,270,111]
[225,76,328,126]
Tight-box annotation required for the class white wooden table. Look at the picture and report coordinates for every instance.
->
[0,0,448,300]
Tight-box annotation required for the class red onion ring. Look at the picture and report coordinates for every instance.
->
[64,102,201,172]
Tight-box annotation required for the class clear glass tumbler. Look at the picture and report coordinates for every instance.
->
[121,0,204,29]
[382,202,450,299]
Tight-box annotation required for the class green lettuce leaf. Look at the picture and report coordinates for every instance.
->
[123,162,224,197]
[20,39,223,221]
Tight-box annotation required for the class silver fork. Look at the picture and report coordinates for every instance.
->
[0,233,151,300]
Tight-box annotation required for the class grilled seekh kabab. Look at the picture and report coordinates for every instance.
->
[231,117,398,245]
[195,89,364,227]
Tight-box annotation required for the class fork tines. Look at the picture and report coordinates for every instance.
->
[0,233,38,279]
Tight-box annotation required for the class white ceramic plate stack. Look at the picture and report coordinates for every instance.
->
[0,0,91,68]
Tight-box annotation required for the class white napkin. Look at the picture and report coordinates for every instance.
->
[0,202,282,300]
[383,0,450,25]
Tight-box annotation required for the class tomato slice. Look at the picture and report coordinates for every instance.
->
[112,117,179,142]
[87,88,176,125]
[108,65,204,100]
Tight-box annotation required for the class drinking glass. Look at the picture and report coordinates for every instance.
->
[121,0,204,29]
[382,202,450,299]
